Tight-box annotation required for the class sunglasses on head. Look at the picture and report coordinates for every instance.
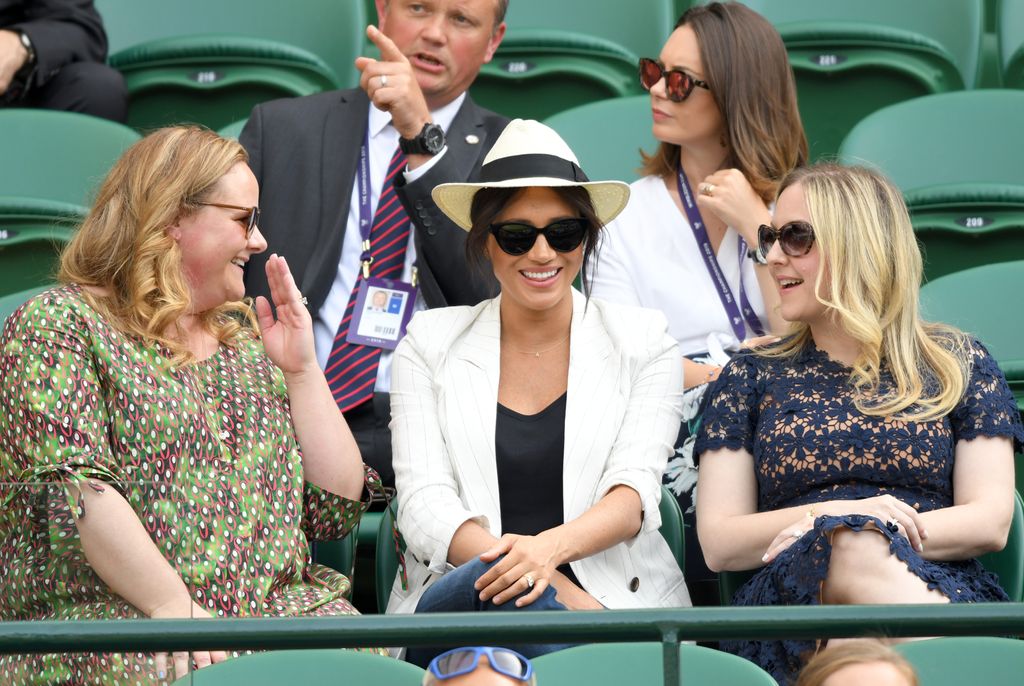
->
[489,218,589,256]
[638,57,710,102]
[429,647,534,682]
[197,202,260,239]
[757,220,816,260]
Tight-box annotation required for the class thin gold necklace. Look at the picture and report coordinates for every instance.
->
[503,332,570,358]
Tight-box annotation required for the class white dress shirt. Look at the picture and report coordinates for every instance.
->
[313,94,466,391]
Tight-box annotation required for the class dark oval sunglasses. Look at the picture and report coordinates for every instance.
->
[429,646,533,682]
[489,218,589,256]
[638,57,710,102]
[197,202,260,239]
[757,220,816,259]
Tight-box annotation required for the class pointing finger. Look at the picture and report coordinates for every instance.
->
[366,25,407,64]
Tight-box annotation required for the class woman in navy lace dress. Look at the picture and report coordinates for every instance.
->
[694,163,1024,685]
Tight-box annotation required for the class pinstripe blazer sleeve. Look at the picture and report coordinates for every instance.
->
[390,307,489,574]
[594,306,684,540]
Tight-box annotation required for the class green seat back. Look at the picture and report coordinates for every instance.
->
[896,636,1024,685]
[918,260,1024,365]
[533,642,778,685]
[544,95,656,184]
[0,109,140,208]
[169,648,424,684]
[0,198,83,296]
[218,118,248,141]
[999,0,1024,87]
[840,91,1024,281]
[471,0,675,120]
[978,491,1024,602]
[311,534,356,583]
[736,0,983,159]
[376,486,685,613]
[95,0,366,130]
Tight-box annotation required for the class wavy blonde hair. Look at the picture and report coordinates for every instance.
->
[764,163,970,421]
[640,1,808,202]
[795,639,918,686]
[58,126,257,364]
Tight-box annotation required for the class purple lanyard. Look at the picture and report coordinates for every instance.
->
[675,165,765,341]
[356,130,374,267]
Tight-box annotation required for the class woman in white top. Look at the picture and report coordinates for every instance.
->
[591,1,807,603]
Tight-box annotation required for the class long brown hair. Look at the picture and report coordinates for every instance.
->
[640,1,807,202]
[59,126,257,364]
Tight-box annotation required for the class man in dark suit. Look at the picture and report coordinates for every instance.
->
[0,0,126,121]
[241,0,508,487]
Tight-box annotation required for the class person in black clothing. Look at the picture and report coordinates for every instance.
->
[1,0,126,121]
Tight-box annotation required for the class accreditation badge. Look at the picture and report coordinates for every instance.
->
[345,278,418,350]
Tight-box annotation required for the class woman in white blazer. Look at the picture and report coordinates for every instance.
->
[387,120,691,666]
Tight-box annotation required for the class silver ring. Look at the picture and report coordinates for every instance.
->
[790,529,803,539]
[298,296,308,306]
[379,73,388,87]
[700,183,715,196]
[523,573,535,589]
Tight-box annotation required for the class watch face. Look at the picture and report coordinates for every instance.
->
[424,125,445,153]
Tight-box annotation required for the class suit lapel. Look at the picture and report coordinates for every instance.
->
[304,89,368,303]
[439,97,497,185]
[564,291,619,519]
[445,297,503,532]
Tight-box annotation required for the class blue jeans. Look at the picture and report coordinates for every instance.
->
[404,556,576,668]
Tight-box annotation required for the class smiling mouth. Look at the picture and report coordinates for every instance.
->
[231,258,247,269]
[778,278,804,290]
[521,268,560,281]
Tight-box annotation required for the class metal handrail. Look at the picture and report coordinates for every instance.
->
[3,604,1023,686]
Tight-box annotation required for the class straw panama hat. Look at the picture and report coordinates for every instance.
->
[431,119,630,231]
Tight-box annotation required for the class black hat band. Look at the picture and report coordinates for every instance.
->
[479,153,590,184]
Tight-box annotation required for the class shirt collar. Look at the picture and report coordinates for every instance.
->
[367,91,467,139]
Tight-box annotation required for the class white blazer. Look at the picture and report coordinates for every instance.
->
[386,290,691,614]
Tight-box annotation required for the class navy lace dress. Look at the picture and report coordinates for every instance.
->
[694,340,1024,685]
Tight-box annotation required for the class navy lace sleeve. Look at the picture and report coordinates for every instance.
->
[950,338,1024,451]
[693,353,761,461]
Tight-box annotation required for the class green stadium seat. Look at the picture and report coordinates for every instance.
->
[169,648,424,684]
[999,0,1024,87]
[218,118,248,141]
[896,636,1024,686]
[918,260,1024,366]
[734,0,984,160]
[376,486,685,614]
[543,95,657,184]
[722,490,1024,604]
[839,91,1024,281]
[470,0,675,120]
[0,110,137,294]
[94,0,367,131]
[533,642,779,685]
[311,534,356,583]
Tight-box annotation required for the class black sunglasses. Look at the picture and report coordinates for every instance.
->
[429,647,533,682]
[197,202,260,239]
[758,221,816,259]
[489,218,589,256]
[638,57,710,102]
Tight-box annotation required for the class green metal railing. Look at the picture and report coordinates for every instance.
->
[2,604,1024,685]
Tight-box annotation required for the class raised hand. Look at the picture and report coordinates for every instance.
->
[355,25,432,140]
[696,168,771,247]
[255,254,317,375]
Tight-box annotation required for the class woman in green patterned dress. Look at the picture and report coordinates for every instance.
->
[0,126,383,684]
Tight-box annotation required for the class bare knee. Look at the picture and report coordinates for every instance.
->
[824,528,892,603]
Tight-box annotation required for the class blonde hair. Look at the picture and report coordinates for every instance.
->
[764,163,970,421]
[58,126,257,364]
[640,2,807,202]
[796,640,918,686]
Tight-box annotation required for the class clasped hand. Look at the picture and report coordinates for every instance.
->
[473,532,564,608]
[761,494,929,564]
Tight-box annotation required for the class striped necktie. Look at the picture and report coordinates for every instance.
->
[324,146,410,413]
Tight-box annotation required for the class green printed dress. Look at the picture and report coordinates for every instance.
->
[0,285,383,685]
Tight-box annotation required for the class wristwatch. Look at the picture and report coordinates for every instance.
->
[746,246,769,265]
[399,122,445,155]
[17,30,36,71]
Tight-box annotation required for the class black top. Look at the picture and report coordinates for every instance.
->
[495,391,579,587]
